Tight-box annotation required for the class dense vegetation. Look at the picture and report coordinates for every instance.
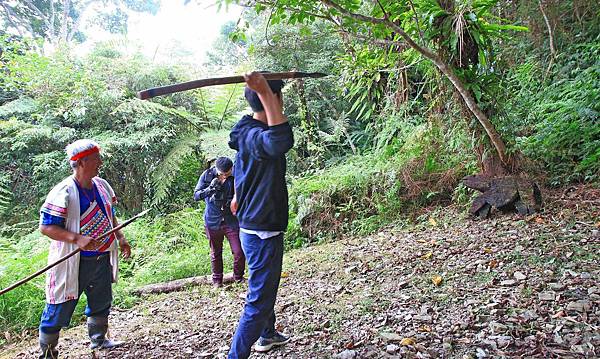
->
[0,0,598,340]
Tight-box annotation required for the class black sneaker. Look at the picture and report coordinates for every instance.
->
[254,332,290,352]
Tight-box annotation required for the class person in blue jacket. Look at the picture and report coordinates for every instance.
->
[227,72,294,358]
[194,157,245,287]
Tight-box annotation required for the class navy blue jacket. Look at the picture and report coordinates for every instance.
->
[228,115,294,231]
[193,167,238,230]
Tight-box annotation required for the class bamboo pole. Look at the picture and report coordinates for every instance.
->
[0,209,150,296]
[137,71,327,100]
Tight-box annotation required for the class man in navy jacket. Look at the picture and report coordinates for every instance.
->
[194,157,244,287]
[227,72,294,358]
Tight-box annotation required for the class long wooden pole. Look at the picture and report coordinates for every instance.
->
[0,209,150,296]
[137,71,327,100]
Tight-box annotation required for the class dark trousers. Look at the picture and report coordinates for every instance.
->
[228,232,283,359]
[205,224,245,283]
[39,254,112,334]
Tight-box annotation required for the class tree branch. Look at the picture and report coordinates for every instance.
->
[320,0,437,59]
[407,0,425,46]
[318,0,510,166]
[50,0,56,37]
[339,29,407,49]
[265,6,275,47]
[59,0,71,42]
[67,0,97,42]
[538,0,556,81]
[1,3,26,37]
[22,0,54,40]
[218,84,239,130]
[247,0,333,21]
[538,0,556,57]
[375,0,389,20]
[132,273,239,296]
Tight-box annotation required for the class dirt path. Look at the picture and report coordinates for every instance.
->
[3,191,599,358]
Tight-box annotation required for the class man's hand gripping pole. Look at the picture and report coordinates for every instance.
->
[0,209,150,296]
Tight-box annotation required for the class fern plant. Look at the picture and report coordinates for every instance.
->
[508,40,600,184]
[0,172,11,216]
[150,134,203,207]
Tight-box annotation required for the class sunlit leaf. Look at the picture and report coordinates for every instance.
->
[400,337,416,346]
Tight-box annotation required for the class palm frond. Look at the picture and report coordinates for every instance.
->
[150,134,201,207]
[323,115,350,138]
[112,98,208,130]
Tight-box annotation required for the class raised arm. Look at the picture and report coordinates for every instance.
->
[243,72,294,158]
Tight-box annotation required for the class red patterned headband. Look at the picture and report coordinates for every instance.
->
[70,146,100,161]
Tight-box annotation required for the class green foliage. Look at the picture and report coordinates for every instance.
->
[116,208,216,289]
[0,173,10,215]
[204,20,249,73]
[150,135,204,209]
[288,117,476,246]
[0,34,244,336]
[0,97,37,117]
[0,0,160,45]
[0,115,73,222]
[405,0,527,66]
[233,13,354,172]
[199,129,237,165]
[508,41,600,184]
[400,0,528,112]
[0,232,49,333]
[339,45,396,122]
[198,85,247,131]
[1,0,599,343]
[220,0,532,172]
[0,39,212,223]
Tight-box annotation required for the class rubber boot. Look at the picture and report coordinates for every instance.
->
[87,316,124,350]
[39,330,59,359]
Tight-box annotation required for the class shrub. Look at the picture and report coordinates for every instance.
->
[287,118,476,247]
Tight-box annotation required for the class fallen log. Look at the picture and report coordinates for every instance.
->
[462,175,543,219]
[132,272,238,296]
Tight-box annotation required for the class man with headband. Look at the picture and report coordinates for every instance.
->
[37,139,130,358]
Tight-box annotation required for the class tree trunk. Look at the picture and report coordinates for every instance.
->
[451,90,509,176]
[296,78,321,164]
[394,67,409,108]
[59,0,71,43]
[428,58,511,167]
[132,273,238,296]
[463,175,543,218]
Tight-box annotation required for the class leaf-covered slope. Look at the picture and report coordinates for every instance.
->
[4,187,599,358]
